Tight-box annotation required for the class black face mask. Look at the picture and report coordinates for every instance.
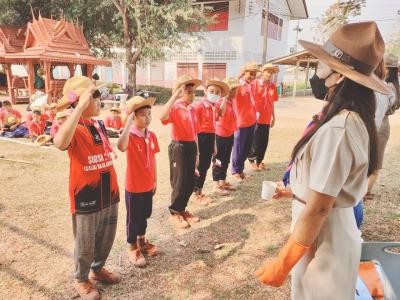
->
[310,73,328,100]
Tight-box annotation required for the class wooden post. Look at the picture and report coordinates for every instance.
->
[86,64,94,79]
[43,61,51,95]
[4,63,15,104]
[262,0,270,64]
[67,64,75,78]
[292,60,300,98]
[26,60,35,102]
[304,60,310,96]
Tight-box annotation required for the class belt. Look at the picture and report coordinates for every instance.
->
[293,194,306,205]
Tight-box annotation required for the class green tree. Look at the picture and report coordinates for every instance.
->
[313,0,366,43]
[0,0,211,94]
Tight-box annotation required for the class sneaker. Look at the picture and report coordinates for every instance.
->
[215,185,230,195]
[181,211,200,224]
[169,214,190,229]
[73,280,100,300]
[138,238,162,257]
[233,173,243,183]
[89,268,121,284]
[249,162,259,171]
[192,194,210,206]
[223,182,236,191]
[258,162,267,170]
[127,247,147,268]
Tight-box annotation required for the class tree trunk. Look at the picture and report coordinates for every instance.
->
[127,61,136,97]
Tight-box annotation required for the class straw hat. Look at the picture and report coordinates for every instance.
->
[205,79,230,97]
[126,96,156,115]
[57,76,107,111]
[385,54,398,68]
[172,75,201,94]
[299,21,390,95]
[261,63,280,73]
[110,106,121,113]
[223,77,239,90]
[34,134,52,146]
[49,103,57,109]
[242,62,261,73]
[55,111,68,120]
[4,114,17,126]
[31,107,42,114]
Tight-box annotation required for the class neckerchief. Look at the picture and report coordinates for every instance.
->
[201,97,217,128]
[178,100,196,139]
[239,78,256,106]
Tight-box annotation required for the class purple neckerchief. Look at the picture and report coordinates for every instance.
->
[130,125,151,169]
[91,119,117,160]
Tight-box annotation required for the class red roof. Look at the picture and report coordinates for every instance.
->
[0,25,26,60]
[3,16,110,66]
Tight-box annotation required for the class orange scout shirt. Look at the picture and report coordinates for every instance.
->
[232,79,257,128]
[125,128,160,193]
[0,109,22,125]
[254,79,278,125]
[194,98,220,134]
[161,99,199,142]
[216,99,237,137]
[28,120,45,138]
[67,119,120,214]
[105,115,124,130]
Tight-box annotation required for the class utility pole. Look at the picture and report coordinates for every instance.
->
[293,20,303,52]
[262,0,269,64]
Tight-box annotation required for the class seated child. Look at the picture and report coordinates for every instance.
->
[0,100,22,135]
[46,103,58,125]
[50,111,68,138]
[117,96,161,268]
[105,107,124,137]
[28,109,45,141]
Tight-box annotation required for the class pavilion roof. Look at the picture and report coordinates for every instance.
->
[0,25,26,62]
[268,50,318,68]
[3,15,110,66]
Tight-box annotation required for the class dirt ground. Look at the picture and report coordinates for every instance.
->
[0,97,399,300]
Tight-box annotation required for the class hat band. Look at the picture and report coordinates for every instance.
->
[323,41,375,75]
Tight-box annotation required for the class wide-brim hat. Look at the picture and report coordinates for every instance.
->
[205,79,230,97]
[243,62,261,73]
[57,76,108,111]
[299,21,390,95]
[4,114,17,126]
[110,106,121,113]
[223,77,239,90]
[173,75,201,94]
[126,96,156,115]
[261,63,280,73]
[34,134,52,146]
[55,111,68,120]
[385,54,398,68]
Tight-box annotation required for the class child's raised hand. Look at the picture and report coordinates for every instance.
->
[76,86,96,111]
[172,87,184,100]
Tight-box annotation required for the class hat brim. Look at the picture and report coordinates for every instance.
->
[173,79,202,94]
[57,82,108,111]
[262,66,280,73]
[299,40,391,95]
[205,80,230,97]
[126,97,156,115]
[110,107,121,113]
[34,135,52,146]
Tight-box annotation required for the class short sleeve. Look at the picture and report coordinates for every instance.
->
[308,127,353,197]
[15,110,22,119]
[272,85,279,101]
[152,133,160,154]
[161,105,175,125]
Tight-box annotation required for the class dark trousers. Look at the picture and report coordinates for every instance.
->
[125,190,153,244]
[231,125,256,174]
[168,141,197,214]
[212,134,234,181]
[249,123,271,164]
[194,133,215,192]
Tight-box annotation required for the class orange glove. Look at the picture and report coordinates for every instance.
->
[255,236,310,287]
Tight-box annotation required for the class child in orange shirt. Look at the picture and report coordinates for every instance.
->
[105,107,124,137]
[28,109,45,141]
[118,96,160,268]
[53,76,121,299]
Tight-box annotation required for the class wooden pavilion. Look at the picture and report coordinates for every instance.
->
[0,14,111,104]
[268,50,318,98]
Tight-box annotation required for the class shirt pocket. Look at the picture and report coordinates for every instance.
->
[294,147,306,184]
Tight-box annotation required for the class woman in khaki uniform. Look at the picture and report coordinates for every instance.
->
[255,22,391,300]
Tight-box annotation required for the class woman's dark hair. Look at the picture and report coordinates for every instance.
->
[386,67,399,100]
[291,78,378,176]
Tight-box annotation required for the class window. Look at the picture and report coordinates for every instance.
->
[190,1,229,32]
[202,63,227,83]
[177,63,199,79]
[261,11,283,41]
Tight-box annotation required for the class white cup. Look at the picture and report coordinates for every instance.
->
[261,181,277,200]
